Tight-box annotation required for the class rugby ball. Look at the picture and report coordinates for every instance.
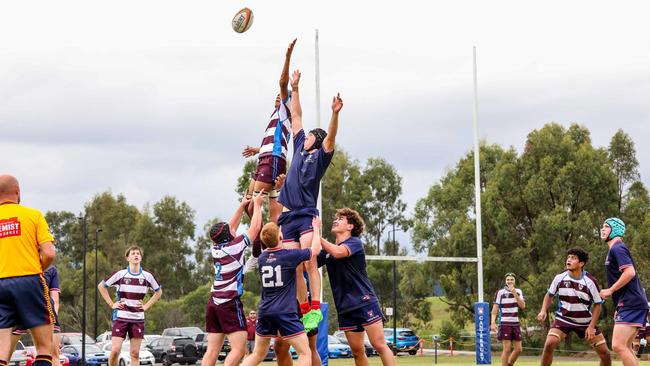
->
[232,8,254,33]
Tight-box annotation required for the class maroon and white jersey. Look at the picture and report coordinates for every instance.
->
[494,287,524,325]
[103,267,161,322]
[211,233,250,305]
[547,270,603,328]
[258,96,291,160]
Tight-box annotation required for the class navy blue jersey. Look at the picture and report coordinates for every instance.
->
[317,236,379,314]
[605,240,649,310]
[44,266,60,293]
[278,129,334,211]
[257,247,312,316]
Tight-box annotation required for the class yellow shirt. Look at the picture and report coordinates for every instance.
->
[0,203,54,278]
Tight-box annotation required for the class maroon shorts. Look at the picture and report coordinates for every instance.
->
[112,320,145,339]
[252,155,286,185]
[636,325,650,340]
[497,324,522,341]
[552,320,601,339]
[205,297,246,334]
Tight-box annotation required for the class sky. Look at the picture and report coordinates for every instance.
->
[1,1,649,249]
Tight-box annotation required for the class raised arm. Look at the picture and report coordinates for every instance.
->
[322,93,343,153]
[290,69,303,135]
[228,195,252,235]
[246,190,265,242]
[280,39,297,100]
[320,237,349,259]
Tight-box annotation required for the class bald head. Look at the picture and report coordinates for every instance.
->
[0,174,20,203]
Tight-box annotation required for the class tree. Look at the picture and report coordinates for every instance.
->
[609,129,640,213]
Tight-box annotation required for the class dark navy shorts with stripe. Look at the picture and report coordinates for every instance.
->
[256,312,305,339]
[278,212,313,244]
[0,274,57,329]
[338,301,384,333]
[615,308,649,327]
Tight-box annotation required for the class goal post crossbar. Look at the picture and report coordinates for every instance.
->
[365,255,478,263]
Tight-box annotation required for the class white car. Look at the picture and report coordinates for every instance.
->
[101,342,156,366]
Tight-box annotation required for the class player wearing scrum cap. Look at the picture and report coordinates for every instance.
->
[599,217,649,366]
[537,248,611,366]
[276,68,343,332]
[491,273,525,366]
[200,192,264,366]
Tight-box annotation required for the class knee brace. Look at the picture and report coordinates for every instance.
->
[269,189,279,199]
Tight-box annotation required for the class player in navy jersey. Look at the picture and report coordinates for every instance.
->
[241,217,322,366]
[537,248,611,366]
[277,68,343,331]
[241,38,296,224]
[490,273,525,366]
[318,208,395,366]
[98,246,162,366]
[201,192,264,366]
[6,266,61,366]
[599,217,649,366]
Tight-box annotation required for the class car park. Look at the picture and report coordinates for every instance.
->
[60,344,109,366]
[327,335,352,358]
[332,330,377,356]
[146,336,199,366]
[383,328,420,355]
[101,342,156,366]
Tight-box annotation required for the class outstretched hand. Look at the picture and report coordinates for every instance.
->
[286,39,297,58]
[290,70,301,90]
[253,189,265,206]
[242,145,259,158]
[274,174,286,189]
[331,93,343,113]
[312,216,322,230]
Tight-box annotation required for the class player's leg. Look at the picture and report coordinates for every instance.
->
[0,328,13,366]
[17,275,55,365]
[284,334,311,366]
[612,324,642,366]
[8,333,21,360]
[588,333,611,366]
[540,328,564,366]
[506,325,522,365]
[51,331,61,366]
[109,336,126,366]
[224,331,247,366]
[274,337,293,366]
[128,336,143,366]
[500,340,511,366]
[268,158,286,224]
[364,321,395,366]
[241,336,271,366]
[201,333,225,366]
[345,331,370,366]
[29,325,54,365]
[308,333,322,366]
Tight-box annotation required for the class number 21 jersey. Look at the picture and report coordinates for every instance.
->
[257,247,312,316]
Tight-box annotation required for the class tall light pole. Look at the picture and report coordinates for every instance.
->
[389,222,401,348]
[78,214,88,361]
[94,228,102,339]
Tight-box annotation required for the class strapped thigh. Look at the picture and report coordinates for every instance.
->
[548,327,567,340]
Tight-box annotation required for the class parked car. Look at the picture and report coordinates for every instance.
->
[161,328,221,359]
[161,327,203,338]
[192,333,207,357]
[10,341,27,366]
[332,330,377,356]
[60,333,96,346]
[143,335,161,346]
[383,328,420,355]
[60,344,109,366]
[146,336,199,366]
[23,347,69,366]
[327,335,352,359]
[100,342,155,366]
[96,332,112,344]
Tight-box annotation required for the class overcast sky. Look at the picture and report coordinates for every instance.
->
[1,1,648,247]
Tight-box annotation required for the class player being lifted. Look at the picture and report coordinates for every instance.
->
[277,69,343,331]
[201,192,265,366]
[242,217,322,366]
[242,39,296,224]
[537,248,611,366]
[599,218,648,366]
[98,246,162,366]
[490,273,525,366]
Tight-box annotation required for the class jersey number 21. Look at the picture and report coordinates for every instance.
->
[261,266,284,287]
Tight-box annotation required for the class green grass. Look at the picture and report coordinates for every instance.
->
[260,355,625,365]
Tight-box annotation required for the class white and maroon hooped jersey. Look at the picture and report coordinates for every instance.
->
[211,233,250,305]
[548,270,603,328]
[258,96,291,160]
[493,288,524,325]
[103,267,161,322]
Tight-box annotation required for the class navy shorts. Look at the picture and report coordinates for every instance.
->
[278,212,313,243]
[338,302,384,333]
[615,308,649,327]
[0,274,56,329]
[256,312,305,339]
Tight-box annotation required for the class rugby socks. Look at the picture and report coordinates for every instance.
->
[310,300,321,310]
[1,359,8,366]
[34,355,53,366]
[300,302,311,315]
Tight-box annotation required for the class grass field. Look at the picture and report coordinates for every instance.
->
[258,355,625,365]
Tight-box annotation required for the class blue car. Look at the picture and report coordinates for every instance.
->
[327,335,352,359]
[384,328,420,355]
[61,344,109,366]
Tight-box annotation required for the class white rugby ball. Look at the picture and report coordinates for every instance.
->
[232,8,254,33]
